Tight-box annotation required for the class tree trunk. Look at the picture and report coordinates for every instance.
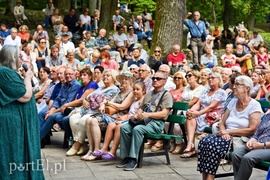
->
[211,4,216,25]
[88,0,97,15]
[99,0,118,37]
[151,0,185,55]
[247,16,255,30]
[222,0,231,29]
[62,0,71,14]
[5,0,16,15]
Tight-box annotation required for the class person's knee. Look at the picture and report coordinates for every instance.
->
[85,117,92,126]
[89,118,98,126]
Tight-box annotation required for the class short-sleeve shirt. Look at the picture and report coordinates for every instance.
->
[62,59,80,71]
[248,34,264,47]
[200,54,218,66]
[225,98,263,130]
[100,60,118,70]
[45,55,65,67]
[181,85,205,102]
[112,15,124,25]
[77,81,99,99]
[141,90,173,120]
[4,35,21,47]
[80,14,91,24]
[167,53,186,65]
[113,33,127,47]
[84,37,98,48]
[33,31,49,43]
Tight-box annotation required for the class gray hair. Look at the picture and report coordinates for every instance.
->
[140,64,151,72]
[231,66,241,73]
[222,68,232,75]
[67,49,74,55]
[159,64,170,73]
[235,75,253,95]
[209,72,223,88]
[103,69,119,85]
[0,45,20,70]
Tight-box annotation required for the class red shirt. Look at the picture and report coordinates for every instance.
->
[167,53,186,65]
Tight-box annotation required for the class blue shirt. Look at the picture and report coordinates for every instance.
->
[77,81,99,99]
[252,113,270,143]
[200,54,218,66]
[84,58,101,68]
[127,58,145,67]
[96,36,108,48]
[52,79,81,109]
[50,82,63,101]
[0,29,11,39]
[184,19,207,38]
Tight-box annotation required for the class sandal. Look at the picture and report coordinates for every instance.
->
[80,151,92,160]
[172,143,186,154]
[102,152,116,160]
[144,142,155,149]
[151,144,163,152]
[180,142,196,158]
[92,150,105,157]
[169,141,176,153]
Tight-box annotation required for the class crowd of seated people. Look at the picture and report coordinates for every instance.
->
[2,4,270,177]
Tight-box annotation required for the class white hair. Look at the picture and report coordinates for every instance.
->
[235,75,253,95]
[223,68,232,75]
[159,64,170,73]
[231,66,241,73]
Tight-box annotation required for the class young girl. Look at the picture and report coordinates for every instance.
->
[96,81,146,160]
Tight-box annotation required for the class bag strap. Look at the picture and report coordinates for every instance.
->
[193,21,203,37]
[154,90,167,112]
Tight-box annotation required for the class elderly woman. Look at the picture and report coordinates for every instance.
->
[68,70,119,157]
[18,25,30,44]
[84,71,136,160]
[200,68,211,87]
[148,46,167,72]
[34,38,51,70]
[200,45,218,69]
[256,70,270,100]
[100,51,119,71]
[33,66,51,101]
[20,42,38,76]
[181,72,227,158]
[232,113,270,180]
[0,45,44,178]
[221,44,237,68]
[197,75,263,180]
[63,50,80,71]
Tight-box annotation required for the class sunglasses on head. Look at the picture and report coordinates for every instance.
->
[152,77,165,81]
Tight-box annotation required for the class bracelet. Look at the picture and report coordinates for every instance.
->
[264,142,267,149]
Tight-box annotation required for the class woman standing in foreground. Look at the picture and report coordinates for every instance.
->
[0,45,44,179]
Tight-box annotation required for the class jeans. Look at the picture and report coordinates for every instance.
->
[44,16,52,27]
[62,116,73,140]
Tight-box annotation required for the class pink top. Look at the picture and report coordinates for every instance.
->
[100,60,118,70]
[256,53,269,64]
[170,89,184,102]
[18,32,30,43]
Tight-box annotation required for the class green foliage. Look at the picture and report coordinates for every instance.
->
[120,0,156,14]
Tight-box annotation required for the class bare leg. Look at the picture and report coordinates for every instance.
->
[109,124,122,156]
[206,174,215,180]
[72,141,81,150]
[85,117,94,155]
[100,122,116,152]
[185,118,197,150]
[89,118,101,152]
[202,172,207,180]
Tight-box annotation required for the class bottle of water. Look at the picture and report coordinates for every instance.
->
[68,137,73,148]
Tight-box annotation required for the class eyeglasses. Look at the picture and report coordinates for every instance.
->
[130,68,135,71]
[185,74,193,78]
[208,77,217,80]
[65,73,74,76]
[232,70,238,73]
[234,82,245,87]
[152,77,165,81]
[174,77,183,80]
[155,50,160,53]
[139,69,147,72]
[40,42,46,44]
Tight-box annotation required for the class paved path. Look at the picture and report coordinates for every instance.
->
[42,131,267,180]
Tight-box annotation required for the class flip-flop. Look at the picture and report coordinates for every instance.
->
[102,152,116,160]
[92,150,104,157]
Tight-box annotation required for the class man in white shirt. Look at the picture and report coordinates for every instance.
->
[113,25,128,59]
[248,31,264,53]
[158,64,176,91]
[4,27,21,49]
[60,32,75,56]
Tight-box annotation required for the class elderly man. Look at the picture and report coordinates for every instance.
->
[118,70,173,171]
[3,27,21,49]
[133,15,148,41]
[61,32,75,56]
[129,64,140,80]
[58,26,73,41]
[184,11,207,65]
[167,44,187,75]
[159,64,176,91]
[95,29,121,63]
[234,44,253,75]
[248,31,264,54]
[39,67,81,147]
[138,64,152,92]
[112,10,127,32]
[221,68,232,90]
[31,25,50,50]
[45,45,65,68]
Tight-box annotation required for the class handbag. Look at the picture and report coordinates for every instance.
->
[129,90,167,127]
[104,104,119,116]
[205,108,222,126]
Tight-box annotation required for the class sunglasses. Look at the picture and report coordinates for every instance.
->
[152,77,165,81]
[174,77,183,80]
[185,74,193,78]
[155,50,160,53]
[130,68,135,71]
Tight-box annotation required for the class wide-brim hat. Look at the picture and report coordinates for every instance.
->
[116,71,136,83]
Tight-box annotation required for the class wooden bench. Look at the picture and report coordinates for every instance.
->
[204,100,270,178]
[137,102,189,168]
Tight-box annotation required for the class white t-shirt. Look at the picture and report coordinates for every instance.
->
[248,34,264,47]
[112,15,124,25]
[181,85,205,102]
[80,15,91,24]
[164,77,176,91]
[61,41,75,56]
[142,13,152,31]
[4,35,21,47]
[113,33,127,47]
[225,98,263,130]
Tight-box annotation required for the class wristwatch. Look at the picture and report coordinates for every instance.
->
[264,142,267,149]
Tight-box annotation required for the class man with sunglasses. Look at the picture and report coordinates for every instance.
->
[119,71,173,171]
